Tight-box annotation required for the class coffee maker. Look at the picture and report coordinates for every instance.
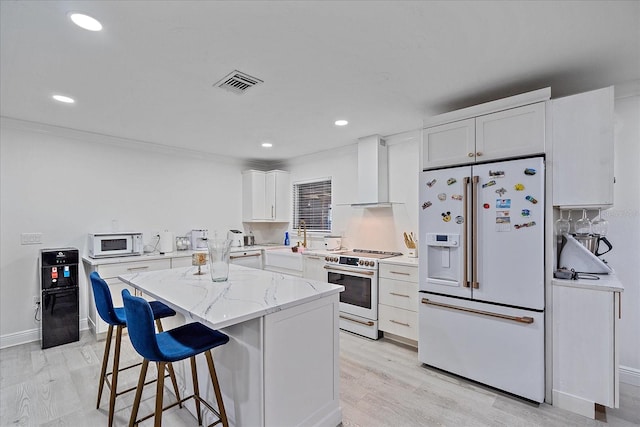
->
[190,229,208,251]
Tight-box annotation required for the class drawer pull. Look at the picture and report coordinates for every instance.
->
[389,292,410,298]
[339,315,374,326]
[390,271,411,276]
[421,298,534,324]
[127,266,150,271]
[230,253,261,259]
[389,319,410,327]
[306,256,321,260]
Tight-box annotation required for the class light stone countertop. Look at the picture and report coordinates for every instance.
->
[82,245,277,266]
[118,264,344,330]
[378,255,419,267]
[552,273,623,293]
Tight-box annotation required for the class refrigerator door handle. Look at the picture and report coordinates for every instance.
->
[421,298,534,324]
[463,176,471,288]
[472,175,480,289]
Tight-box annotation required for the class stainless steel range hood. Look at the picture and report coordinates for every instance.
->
[351,135,391,208]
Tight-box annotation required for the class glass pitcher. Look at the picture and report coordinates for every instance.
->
[207,239,232,282]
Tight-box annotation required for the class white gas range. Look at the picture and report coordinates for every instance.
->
[324,249,402,339]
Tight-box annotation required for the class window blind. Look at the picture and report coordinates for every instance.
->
[292,178,332,232]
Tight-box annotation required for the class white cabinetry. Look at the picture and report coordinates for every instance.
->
[378,262,418,343]
[551,86,614,208]
[552,279,621,418]
[229,249,263,269]
[303,254,327,282]
[242,170,290,222]
[423,103,545,169]
[422,118,475,168]
[84,258,171,339]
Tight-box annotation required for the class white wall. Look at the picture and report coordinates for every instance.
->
[283,130,420,253]
[607,92,640,384]
[0,119,246,347]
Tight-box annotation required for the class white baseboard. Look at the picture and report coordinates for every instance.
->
[620,365,640,386]
[0,318,90,349]
[552,389,595,419]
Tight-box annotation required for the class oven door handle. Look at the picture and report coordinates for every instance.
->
[324,265,375,276]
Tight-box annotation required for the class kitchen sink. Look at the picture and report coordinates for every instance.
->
[263,248,303,273]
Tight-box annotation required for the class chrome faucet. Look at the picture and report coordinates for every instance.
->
[298,220,307,248]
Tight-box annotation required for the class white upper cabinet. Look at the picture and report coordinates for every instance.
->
[475,102,546,162]
[551,86,614,208]
[422,88,550,170]
[423,102,546,169]
[422,118,476,168]
[243,170,290,222]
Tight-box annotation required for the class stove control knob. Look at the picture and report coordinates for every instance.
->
[325,256,329,261]
[358,260,363,265]
[367,261,374,267]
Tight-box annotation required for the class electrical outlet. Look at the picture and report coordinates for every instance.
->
[33,295,40,308]
[21,233,43,245]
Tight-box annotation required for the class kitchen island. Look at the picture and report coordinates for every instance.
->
[118,264,344,427]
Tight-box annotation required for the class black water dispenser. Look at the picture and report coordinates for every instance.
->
[40,248,79,349]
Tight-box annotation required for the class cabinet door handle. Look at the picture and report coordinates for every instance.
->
[618,292,622,319]
[271,205,274,218]
[389,319,410,327]
[476,151,483,156]
[230,253,261,259]
[306,256,321,260]
[390,292,410,298]
[467,152,474,157]
[390,271,410,276]
[127,266,150,271]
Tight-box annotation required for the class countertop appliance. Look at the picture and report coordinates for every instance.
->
[418,156,545,403]
[243,232,255,246]
[190,229,208,251]
[40,248,79,349]
[325,249,401,339]
[559,233,613,274]
[324,236,342,251]
[228,229,244,247]
[88,232,143,258]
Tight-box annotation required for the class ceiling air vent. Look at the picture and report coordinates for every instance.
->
[214,70,263,94]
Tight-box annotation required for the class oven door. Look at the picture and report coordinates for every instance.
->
[325,264,378,320]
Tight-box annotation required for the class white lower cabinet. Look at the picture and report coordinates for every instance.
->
[378,262,418,342]
[303,254,327,282]
[84,257,171,339]
[552,280,621,418]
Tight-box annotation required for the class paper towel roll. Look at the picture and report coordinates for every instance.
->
[160,230,174,254]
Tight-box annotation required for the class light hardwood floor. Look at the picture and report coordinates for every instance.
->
[1,331,638,426]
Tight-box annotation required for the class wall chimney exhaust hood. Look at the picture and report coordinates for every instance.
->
[351,134,392,208]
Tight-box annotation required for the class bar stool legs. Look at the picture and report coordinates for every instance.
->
[205,350,229,427]
[129,351,229,427]
[96,323,182,427]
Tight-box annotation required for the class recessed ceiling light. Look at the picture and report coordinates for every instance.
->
[261,142,273,148]
[335,119,348,126]
[69,13,103,31]
[52,94,75,104]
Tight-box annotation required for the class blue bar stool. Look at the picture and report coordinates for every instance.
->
[90,271,181,427]
[122,289,230,427]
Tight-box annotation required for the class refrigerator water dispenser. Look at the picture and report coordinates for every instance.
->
[426,233,461,286]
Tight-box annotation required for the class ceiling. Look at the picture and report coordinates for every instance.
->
[1,1,639,163]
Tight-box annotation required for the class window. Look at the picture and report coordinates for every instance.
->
[292,178,332,232]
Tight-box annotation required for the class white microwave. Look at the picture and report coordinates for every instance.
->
[88,232,144,258]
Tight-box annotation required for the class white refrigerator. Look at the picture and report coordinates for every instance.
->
[418,156,545,403]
